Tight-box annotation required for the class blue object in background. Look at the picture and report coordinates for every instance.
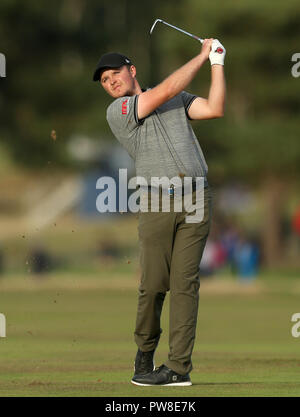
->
[78,168,117,218]
[234,240,259,282]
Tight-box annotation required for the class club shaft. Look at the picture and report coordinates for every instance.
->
[159,20,203,44]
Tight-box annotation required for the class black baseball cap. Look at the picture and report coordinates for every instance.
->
[93,52,132,82]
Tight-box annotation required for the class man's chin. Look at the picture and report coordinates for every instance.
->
[109,88,133,98]
[110,90,125,98]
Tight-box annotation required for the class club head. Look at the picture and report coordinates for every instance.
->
[150,19,163,35]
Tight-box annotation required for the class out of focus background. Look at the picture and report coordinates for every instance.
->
[0,0,299,281]
[0,0,300,397]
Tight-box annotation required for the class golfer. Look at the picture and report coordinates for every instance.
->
[93,38,226,386]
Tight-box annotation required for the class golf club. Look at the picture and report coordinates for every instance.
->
[150,19,204,44]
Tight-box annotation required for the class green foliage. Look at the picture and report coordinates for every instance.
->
[0,0,299,180]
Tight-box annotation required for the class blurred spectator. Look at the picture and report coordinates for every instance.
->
[30,246,52,275]
[233,236,260,283]
[219,225,239,274]
[292,205,300,237]
[200,239,226,276]
[200,219,260,281]
[97,239,120,264]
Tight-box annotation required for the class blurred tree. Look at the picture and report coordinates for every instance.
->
[0,0,299,265]
[169,0,300,266]
[0,0,176,169]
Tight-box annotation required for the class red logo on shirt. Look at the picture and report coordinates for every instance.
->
[122,99,128,115]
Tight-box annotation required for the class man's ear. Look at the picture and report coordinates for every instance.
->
[129,65,137,78]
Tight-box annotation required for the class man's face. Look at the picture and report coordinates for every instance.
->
[100,65,136,98]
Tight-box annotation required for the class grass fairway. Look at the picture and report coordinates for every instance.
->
[0,274,300,397]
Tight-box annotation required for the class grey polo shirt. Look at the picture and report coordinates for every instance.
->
[106,91,208,182]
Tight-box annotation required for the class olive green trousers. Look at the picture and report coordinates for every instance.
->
[134,185,212,375]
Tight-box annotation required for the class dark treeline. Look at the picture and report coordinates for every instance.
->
[0,0,299,265]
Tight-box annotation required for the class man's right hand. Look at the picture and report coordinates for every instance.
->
[137,38,215,120]
[200,38,214,61]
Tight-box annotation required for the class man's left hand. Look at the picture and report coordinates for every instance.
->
[209,40,226,66]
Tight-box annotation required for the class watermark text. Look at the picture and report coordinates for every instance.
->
[96,169,205,223]
[0,53,6,78]
[0,313,6,337]
[291,53,300,78]
[291,313,300,338]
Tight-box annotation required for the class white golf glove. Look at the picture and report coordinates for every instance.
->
[209,39,226,66]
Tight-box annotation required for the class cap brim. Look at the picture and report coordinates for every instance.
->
[93,68,101,82]
[93,64,123,82]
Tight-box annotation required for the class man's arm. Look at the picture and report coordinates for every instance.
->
[188,64,226,120]
[137,39,214,120]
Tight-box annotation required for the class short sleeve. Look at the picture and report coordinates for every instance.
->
[106,95,141,140]
[180,91,198,120]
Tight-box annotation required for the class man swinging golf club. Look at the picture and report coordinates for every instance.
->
[93,25,226,386]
